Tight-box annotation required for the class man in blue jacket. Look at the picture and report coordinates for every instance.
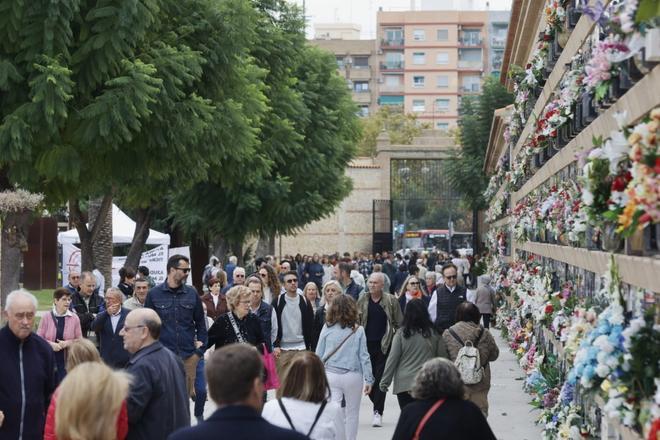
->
[91,288,130,368]
[145,254,207,399]
[121,308,189,440]
[168,344,306,440]
[0,289,55,440]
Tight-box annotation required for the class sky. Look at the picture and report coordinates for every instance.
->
[287,0,513,39]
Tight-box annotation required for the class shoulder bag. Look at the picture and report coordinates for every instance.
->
[413,398,446,440]
[277,398,327,437]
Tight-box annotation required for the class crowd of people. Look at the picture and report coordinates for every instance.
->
[0,249,501,440]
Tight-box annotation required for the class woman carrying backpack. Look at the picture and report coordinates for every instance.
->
[442,302,499,416]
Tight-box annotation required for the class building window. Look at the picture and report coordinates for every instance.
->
[462,75,481,92]
[353,81,369,92]
[336,56,345,68]
[413,29,425,41]
[412,52,426,65]
[384,28,404,45]
[458,48,482,68]
[353,56,369,68]
[413,76,425,88]
[435,98,450,112]
[412,99,426,112]
[436,52,449,65]
[385,75,400,86]
[437,29,449,41]
[383,52,404,69]
[460,29,482,46]
[436,122,449,130]
[358,106,370,117]
[436,75,449,88]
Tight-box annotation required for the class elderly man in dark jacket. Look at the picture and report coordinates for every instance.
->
[121,308,189,440]
[91,288,130,368]
[0,289,56,440]
[428,263,467,333]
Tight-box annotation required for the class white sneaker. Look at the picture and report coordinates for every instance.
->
[372,412,382,427]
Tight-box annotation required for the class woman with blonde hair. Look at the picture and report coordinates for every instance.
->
[397,275,429,314]
[311,280,342,351]
[262,352,344,439]
[207,285,267,350]
[315,295,373,440]
[54,362,131,440]
[303,282,321,313]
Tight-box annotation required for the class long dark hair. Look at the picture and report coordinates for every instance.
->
[402,298,436,339]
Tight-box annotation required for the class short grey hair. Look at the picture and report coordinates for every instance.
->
[368,272,385,283]
[105,287,124,301]
[5,289,38,312]
[425,271,437,281]
[411,358,464,400]
[322,280,342,296]
[81,271,96,283]
[229,256,237,264]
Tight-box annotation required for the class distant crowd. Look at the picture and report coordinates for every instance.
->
[0,249,501,440]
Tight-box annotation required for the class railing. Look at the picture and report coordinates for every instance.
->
[458,37,482,46]
[380,62,405,70]
[457,60,483,69]
[491,36,506,48]
[379,83,404,92]
[461,84,481,93]
[381,38,405,47]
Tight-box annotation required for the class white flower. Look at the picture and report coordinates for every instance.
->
[581,188,594,206]
[605,355,620,368]
[594,335,614,353]
[612,110,628,129]
[596,363,611,378]
[588,148,604,160]
[603,131,631,174]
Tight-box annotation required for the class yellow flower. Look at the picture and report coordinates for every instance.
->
[617,385,628,394]
[601,379,611,393]
[617,201,637,233]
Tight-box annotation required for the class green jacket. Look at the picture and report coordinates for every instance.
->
[357,292,403,354]
[379,330,449,394]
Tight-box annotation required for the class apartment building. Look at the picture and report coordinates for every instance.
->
[377,10,510,129]
[312,24,378,117]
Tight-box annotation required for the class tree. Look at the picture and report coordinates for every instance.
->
[357,106,427,156]
[444,76,513,251]
[0,0,266,282]
[170,1,360,255]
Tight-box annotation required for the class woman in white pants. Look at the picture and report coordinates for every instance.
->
[315,295,374,440]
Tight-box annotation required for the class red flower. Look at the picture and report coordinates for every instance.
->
[545,304,554,314]
[612,176,627,192]
[526,63,532,69]
[654,157,660,174]
[543,34,552,41]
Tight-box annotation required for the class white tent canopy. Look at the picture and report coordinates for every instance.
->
[57,204,170,245]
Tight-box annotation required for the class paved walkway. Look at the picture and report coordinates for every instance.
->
[193,330,542,439]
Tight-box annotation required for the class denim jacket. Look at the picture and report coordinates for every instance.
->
[315,324,374,385]
[145,282,207,358]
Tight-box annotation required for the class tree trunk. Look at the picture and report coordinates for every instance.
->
[255,233,275,258]
[1,210,34,311]
[125,208,153,270]
[89,197,113,290]
[472,207,479,254]
[210,235,231,266]
[231,241,244,266]
[69,195,113,282]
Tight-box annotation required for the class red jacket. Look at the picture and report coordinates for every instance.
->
[43,388,128,440]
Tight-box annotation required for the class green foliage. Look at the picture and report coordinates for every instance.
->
[444,76,513,210]
[357,106,425,156]
[636,0,660,23]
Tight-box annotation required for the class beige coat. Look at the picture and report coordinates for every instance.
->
[442,321,499,416]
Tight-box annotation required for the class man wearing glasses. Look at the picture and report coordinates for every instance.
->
[273,271,314,374]
[428,263,467,333]
[65,270,81,295]
[221,266,245,294]
[145,254,207,401]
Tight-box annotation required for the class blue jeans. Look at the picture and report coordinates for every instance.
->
[194,358,207,418]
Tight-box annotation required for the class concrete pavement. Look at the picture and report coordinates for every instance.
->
[192,330,542,439]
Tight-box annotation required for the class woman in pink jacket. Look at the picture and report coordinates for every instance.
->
[37,288,82,384]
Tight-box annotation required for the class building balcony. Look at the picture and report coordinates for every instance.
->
[458,60,483,69]
[458,38,483,47]
[347,67,372,80]
[381,38,405,48]
[379,62,405,71]
[491,58,503,70]
[352,92,372,104]
[379,83,404,93]
[460,84,481,94]
[491,36,506,48]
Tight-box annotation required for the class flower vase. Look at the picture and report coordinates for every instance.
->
[534,151,544,168]
[580,92,597,127]
[539,228,547,243]
[551,35,562,61]
[586,225,600,250]
[557,29,570,48]
[547,229,556,244]
[558,232,568,246]
[625,227,645,256]
[572,101,583,135]
[643,223,659,255]
[633,49,653,75]
[600,222,623,253]
[545,143,556,160]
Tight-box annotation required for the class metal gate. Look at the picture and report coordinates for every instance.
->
[372,199,392,254]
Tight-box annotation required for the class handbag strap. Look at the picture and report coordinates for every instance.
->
[277,399,327,437]
[227,312,246,344]
[322,326,357,363]
[413,398,446,440]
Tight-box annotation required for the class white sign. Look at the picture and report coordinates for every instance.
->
[62,244,168,291]
[168,246,192,286]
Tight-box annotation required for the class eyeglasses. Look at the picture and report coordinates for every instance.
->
[175,267,191,273]
[285,279,298,284]
[408,282,420,286]
[235,274,245,278]
[445,275,457,280]
[123,325,146,332]
[70,276,80,279]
